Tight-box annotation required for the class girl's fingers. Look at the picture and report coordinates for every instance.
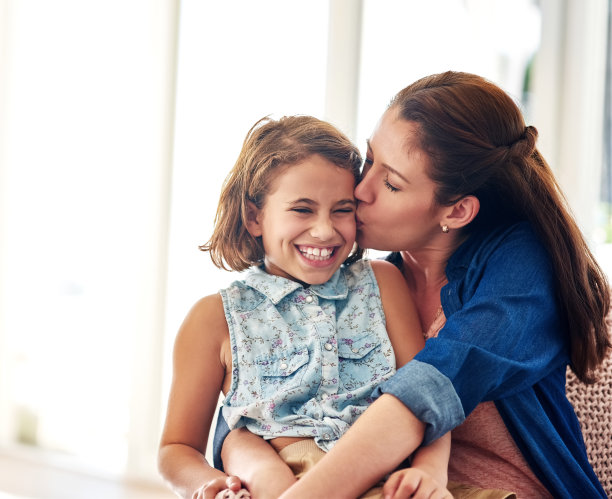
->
[225,475,242,491]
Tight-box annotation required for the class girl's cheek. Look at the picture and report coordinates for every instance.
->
[343,220,358,242]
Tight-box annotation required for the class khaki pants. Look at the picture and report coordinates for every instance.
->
[278,439,384,498]
[447,482,517,499]
[278,439,516,499]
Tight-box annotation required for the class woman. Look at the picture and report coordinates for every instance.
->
[274,71,610,498]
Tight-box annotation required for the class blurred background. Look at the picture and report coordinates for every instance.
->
[0,0,610,497]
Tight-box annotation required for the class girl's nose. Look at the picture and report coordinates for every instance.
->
[310,216,335,241]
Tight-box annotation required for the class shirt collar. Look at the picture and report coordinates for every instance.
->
[244,265,349,304]
[446,221,531,278]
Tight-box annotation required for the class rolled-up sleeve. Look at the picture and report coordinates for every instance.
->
[371,360,464,444]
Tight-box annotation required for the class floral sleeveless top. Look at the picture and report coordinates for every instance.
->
[220,260,395,452]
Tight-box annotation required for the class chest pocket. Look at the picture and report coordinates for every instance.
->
[338,335,391,391]
[255,348,310,399]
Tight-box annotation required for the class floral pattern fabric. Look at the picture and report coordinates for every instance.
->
[220,259,395,452]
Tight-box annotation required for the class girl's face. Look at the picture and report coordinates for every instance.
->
[247,154,356,285]
[355,108,446,252]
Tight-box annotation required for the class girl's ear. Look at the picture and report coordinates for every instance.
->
[245,201,263,237]
[443,195,480,230]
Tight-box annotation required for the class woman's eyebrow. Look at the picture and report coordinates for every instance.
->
[365,140,409,183]
[383,164,409,183]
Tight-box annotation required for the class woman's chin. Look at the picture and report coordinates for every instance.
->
[356,232,378,250]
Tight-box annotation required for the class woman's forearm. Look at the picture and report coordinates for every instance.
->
[279,394,425,498]
[410,432,451,486]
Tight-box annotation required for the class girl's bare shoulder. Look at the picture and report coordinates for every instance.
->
[175,293,229,352]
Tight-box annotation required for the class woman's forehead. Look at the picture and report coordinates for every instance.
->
[370,110,423,159]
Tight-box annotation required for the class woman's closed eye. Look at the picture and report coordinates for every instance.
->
[384,177,400,192]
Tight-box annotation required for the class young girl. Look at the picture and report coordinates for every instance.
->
[157,115,451,499]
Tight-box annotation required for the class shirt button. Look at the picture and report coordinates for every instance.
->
[321,393,329,400]
[323,433,330,440]
[280,362,288,370]
[305,295,314,303]
[324,343,333,351]
[351,348,359,354]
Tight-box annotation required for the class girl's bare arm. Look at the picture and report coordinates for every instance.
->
[158,294,242,499]
[371,260,424,367]
[221,428,297,499]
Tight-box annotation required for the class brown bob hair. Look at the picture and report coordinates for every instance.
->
[200,115,363,272]
[389,71,610,383]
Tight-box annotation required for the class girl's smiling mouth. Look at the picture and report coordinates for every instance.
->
[296,245,337,262]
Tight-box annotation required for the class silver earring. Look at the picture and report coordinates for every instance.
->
[442,224,449,233]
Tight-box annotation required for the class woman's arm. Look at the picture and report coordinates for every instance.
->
[383,433,452,499]
[279,393,425,498]
[158,294,242,499]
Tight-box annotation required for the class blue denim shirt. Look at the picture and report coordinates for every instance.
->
[219,260,395,452]
[375,222,605,498]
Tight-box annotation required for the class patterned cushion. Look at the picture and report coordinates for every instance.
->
[566,337,612,496]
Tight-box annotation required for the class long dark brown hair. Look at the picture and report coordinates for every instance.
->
[200,115,363,271]
[390,71,610,383]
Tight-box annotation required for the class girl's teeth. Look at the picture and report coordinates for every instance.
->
[299,246,334,260]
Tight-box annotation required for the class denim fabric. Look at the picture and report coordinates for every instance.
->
[219,260,395,452]
[372,360,464,441]
[212,405,229,470]
[376,222,605,498]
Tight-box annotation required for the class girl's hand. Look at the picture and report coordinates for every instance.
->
[192,475,243,499]
[382,468,452,499]
[214,490,251,499]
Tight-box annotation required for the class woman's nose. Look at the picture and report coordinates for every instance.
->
[355,170,373,202]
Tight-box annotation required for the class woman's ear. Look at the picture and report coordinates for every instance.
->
[245,201,263,237]
[443,195,480,230]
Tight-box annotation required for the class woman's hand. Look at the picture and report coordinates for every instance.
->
[382,468,452,499]
[192,475,244,499]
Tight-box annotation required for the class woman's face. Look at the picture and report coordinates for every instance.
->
[355,108,446,252]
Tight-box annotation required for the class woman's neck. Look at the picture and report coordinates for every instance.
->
[399,246,453,334]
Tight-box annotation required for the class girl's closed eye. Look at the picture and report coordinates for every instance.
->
[335,208,355,214]
[291,207,313,214]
